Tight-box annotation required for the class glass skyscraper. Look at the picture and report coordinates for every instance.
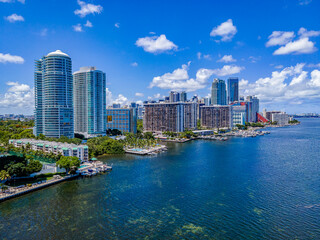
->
[35,50,74,138]
[227,77,239,104]
[211,78,227,105]
[73,67,106,137]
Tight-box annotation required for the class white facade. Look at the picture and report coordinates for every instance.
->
[9,139,89,161]
[271,112,289,126]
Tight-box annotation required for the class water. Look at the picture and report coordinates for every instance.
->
[1,118,320,239]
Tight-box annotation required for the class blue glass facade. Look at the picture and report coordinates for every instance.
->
[211,79,227,105]
[106,108,137,134]
[35,50,74,138]
[73,67,106,137]
[227,77,239,104]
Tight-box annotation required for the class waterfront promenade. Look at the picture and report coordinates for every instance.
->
[0,174,78,203]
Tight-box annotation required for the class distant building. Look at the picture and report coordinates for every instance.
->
[137,106,145,120]
[211,79,227,105]
[246,96,259,122]
[143,102,197,132]
[200,105,232,129]
[106,108,137,134]
[35,50,74,138]
[180,91,187,102]
[112,103,121,109]
[9,139,88,161]
[263,109,281,121]
[73,67,106,138]
[232,105,246,126]
[271,112,289,126]
[169,91,180,102]
[227,77,239,104]
[204,97,211,106]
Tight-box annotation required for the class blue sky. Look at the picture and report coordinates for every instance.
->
[0,0,320,114]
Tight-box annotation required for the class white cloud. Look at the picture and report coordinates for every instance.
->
[0,53,24,64]
[115,23,120,28]
[149,32,156,35]
[106,88,112,105]
[153,93,161,99]
[74,0,103,18]
[298,27,320,38]
[114,94,129,106]
[84,20,93,27]
[0,82,34,114]
[240,64,320,104]
[197,52,201,60]
[136,34,178,54]
[73,24,83,32]
[210,19,237,42]
[5,13,24,23]
[217,55,236,63]
[307,63,320,68]
[135,92,144,97]
[211,65,244,76]
[309,70,320,87]
[0,0,24,3]
[266,31,295,47]
[149,62,243,92]
[131,62,138,67]
[6,81,30,92]
[273,37,316,55]
[275,65,284,69]
[249,56,260,63]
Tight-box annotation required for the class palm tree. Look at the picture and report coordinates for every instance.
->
[0,170,10,182]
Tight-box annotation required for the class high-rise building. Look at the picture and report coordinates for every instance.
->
[246,96,259,122]
[35,50,74,138]
[200,105,232,129]
[169,91,180,102]
[106,107,137,134]
[211,79,227,105]
[227,77,239,104]
[143,102,197,132]
[180,91,187,102]
[73,67,106,138]
[204,97,211,106]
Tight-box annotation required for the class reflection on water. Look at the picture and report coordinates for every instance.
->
[1,118,320,239]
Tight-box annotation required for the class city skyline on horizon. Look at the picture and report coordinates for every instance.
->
[0,0,320,115]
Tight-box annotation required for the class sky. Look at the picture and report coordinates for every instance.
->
[0,0,320,115]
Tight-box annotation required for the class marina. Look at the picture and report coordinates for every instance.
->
[125,144,167,155]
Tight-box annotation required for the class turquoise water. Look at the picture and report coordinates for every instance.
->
[0,118,320,239]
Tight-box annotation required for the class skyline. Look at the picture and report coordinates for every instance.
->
[0,0,320,115]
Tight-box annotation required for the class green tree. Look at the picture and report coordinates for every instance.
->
[0,170,10,181]
[56,156,80,174]
[26,160,43,174]
[7,163,27,177]
[143,132,154,140]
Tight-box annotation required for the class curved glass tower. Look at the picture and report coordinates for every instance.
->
[73,67,106,137]
[35,50,74,138]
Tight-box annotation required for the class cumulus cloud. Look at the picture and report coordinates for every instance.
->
[240,63,320,104]
[74,0,103,18]
[135,92,144,97]
[0,82,34,114]
[273,37,316,55]
[106,88,112,105]
[298,27,320,38]
[114,94,129,106]
[115,23,120,28]
[210,19,237,42]
[197,52,202,60]
[0,53,24,64]
[266,31,295,47]
[275,65,284,69]
[217,55,236,63]
[73,23,83,32]
[4,13,24,23]
[211,65,244,76]
[131,62,138,67]
[149,62,244,92]
[84,20,93,27]
[267,28,320,55]
[136,34,178,53]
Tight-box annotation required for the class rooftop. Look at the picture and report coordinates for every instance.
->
[46,50,69,58]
